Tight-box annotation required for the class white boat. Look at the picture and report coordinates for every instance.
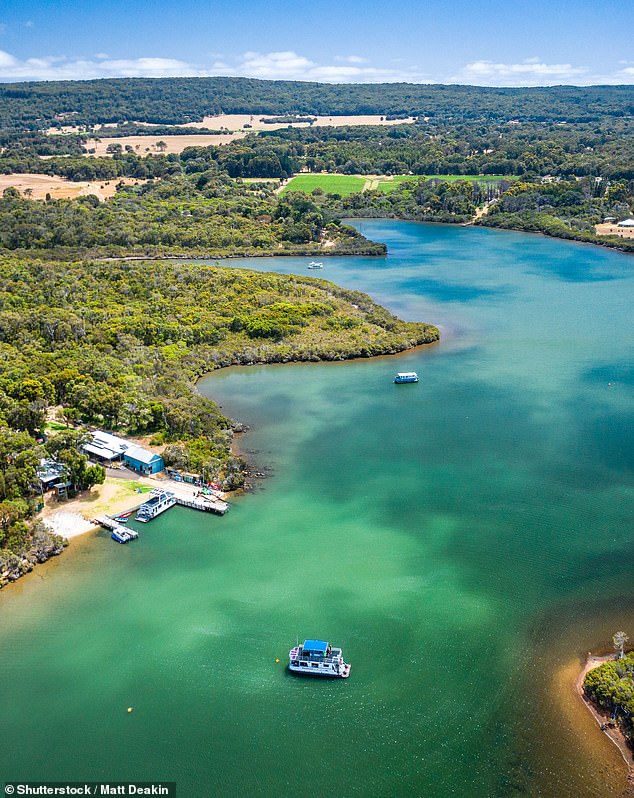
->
[136,489,176,522]
[307,261,323,269]
[288,639,351,678]
[394,371,419,383]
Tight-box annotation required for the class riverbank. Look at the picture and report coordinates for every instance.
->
[577,653,634,779]
[0,470,230,591]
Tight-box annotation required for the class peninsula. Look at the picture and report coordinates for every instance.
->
[0,252,438,587]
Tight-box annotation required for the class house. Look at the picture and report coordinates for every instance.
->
[37,458,68,493]
[82,430,164,475]
[123,445,164,475]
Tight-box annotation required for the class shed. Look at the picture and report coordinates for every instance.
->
[123,445,164,475]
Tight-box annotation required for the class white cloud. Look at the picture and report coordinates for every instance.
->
[220,50,430,83]
[334,55,369,64]
[0,48,631,86]
[452,58,589,86]
[0,51,205,80]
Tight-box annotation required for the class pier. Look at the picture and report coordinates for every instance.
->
[175,495,228,515]
[95,516,133,534]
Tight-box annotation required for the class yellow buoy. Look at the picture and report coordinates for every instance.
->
[127,707,133,713]
[275,658,279,663]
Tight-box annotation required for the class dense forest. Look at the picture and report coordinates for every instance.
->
[0,175,386,257]
[1,77,633,130]
[2,119,634,182]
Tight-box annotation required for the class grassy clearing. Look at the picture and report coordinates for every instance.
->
[281,174,366,197]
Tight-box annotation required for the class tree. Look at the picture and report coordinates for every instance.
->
[614,631,629,659]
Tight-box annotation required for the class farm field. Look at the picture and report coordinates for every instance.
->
[84,133,245,156]
[185,113,417,131]
[281,174,367,196]
[0,173,146,200]
[282,173,519,196]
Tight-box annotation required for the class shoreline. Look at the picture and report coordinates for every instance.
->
[576,653,634,778]
[0,471,231,592]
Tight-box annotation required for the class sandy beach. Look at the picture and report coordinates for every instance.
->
[40,469,228,541]
[576,654,634,775]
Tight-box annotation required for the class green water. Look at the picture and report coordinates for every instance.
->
[2,222,634,796]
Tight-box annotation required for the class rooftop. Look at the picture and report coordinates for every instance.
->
[303,639,329,653]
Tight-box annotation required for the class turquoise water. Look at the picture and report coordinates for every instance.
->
[2,222,634,796]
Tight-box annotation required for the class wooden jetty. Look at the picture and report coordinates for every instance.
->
[175,495,229,515]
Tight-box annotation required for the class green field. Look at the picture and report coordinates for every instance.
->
[282,173,518,197]
[281,174,367,196]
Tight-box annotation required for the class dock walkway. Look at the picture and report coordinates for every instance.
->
[175,495,228,515]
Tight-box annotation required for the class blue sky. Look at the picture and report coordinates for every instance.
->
[0,0,632,86]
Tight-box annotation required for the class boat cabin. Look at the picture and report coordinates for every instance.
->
[394,372,419,383]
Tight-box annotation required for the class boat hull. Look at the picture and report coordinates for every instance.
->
[288,663,351,678]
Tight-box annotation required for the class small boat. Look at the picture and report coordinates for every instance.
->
[394,371,419,384]
[307,261,323,269]
[111,528,132,543]
[288,639,351,678]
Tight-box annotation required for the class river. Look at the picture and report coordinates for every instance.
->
[1,221,633,796]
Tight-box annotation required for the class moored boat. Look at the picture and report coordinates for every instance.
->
[394,371,419,383]
[288,639,351,678]
[136,489,176,522]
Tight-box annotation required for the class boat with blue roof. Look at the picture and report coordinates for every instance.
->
[288,639,351,678]
[394,371,419,384]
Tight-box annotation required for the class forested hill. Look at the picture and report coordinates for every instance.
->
[2,77,634,130]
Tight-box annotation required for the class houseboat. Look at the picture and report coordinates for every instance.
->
[136,489,176,522]
[394,372,419,384]
[288,639,351,678]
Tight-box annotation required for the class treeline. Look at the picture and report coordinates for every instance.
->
[326,178,494,223]
[1,77,633,130]
[584,652,634,745]
[3,119,634,184]
[255,120,634,180]
[0,175,385,257]
[478,178,634,252]
[0,255,438,477]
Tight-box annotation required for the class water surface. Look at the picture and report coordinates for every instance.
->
[1,222,633,796]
